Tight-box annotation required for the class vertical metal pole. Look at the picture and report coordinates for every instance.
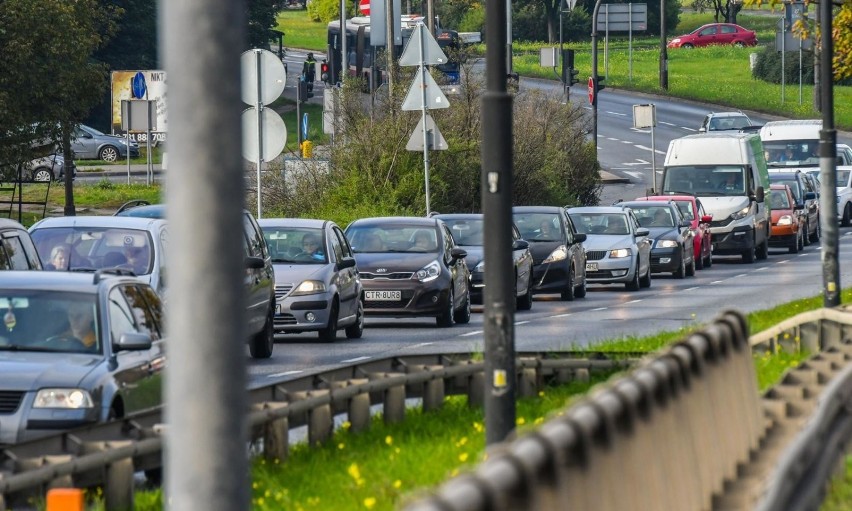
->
[126,130,131,185]
[660,0,668,90]
[819,0,839,307]
[506,0,513,75]
[781,17,786,104]
[255,50,264,219]
[628,6,633,81]
[482,0,515,446]
[162,1,249,511]
[427,0,434,33]
[591,0,603,163]
[419,24,431,216]
[340,0,348,83]
[560,7,566,101]
[650,122,656,194]
[386,0,395,96]
[146,96,153,186]
[296,78,302,148]
[604,7,609,80]
[798,38,803,105]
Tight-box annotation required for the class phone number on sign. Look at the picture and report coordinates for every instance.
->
[122,132,167,143]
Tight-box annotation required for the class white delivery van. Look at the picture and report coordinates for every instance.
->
[760,119,852,225]
[660,132,771,263]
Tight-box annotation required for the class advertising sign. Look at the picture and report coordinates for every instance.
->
[111,70,168,143]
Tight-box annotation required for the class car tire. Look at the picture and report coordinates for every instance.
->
[99,145,120,162]
[516,278,533,311]
[798,227,806,251]
[454,290,471,324]
[704,248,713,268]
[842,204,852,227]
[686,252,696,277]
[318,300,339,343]
[437,288,455,327]
[32,167,54,182]
[574,275,587,298]
[789,229,801,253]
[756,231,769,260]
[249,306,274,358]
[639,263,652,288]
[673,253,686,279]
[626,262,641,291]
[809,215,820,243]
[742,244,756,263]
[803,223,811,246]
[734,41,746,48]
[695,244,705,270]
[560,265,576,301]
[682,43,694,49]
[344,299,365,339]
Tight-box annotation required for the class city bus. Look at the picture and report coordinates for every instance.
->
[325,15,462,89]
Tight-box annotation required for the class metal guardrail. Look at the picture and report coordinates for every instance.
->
[0,351,636,510]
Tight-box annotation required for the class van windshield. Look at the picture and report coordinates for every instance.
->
[662,165,748,197]
[763,139,819,168]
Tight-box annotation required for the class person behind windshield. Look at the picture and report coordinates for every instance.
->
[53,301,97,350]
[48,245,69,270]
[123,245,150,274]
[779,147,796,162]
[536,220,556,239]
[299,233,324,260]
[412,231,435,250]
[719,173,742,191]
[650,209,671,227]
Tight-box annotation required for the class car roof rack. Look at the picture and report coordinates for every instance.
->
[93,268,137,284]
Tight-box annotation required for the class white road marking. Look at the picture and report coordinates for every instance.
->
[622,140,634,144]
[268,370,304,378]
[552,313,573,318]
[591,307,608,311]
[411,342,434,348]
[631,128,651,134]
[684,287,699,292]
[515,320,530,325]
[607,137,620,141]
[341,356,371,363]
[779,260,789,264]
[737,274,748,278]
[711,280,724,284]
[607,111,627,116]
[625,171,646,180]
[635,145,667,155]
[626,299,643,304]
[460,330,483,337]
[799,253,809,257]
[624,159,650,165]
[756,266,768,271]
[660,121,677,126]
[681,127,697,131]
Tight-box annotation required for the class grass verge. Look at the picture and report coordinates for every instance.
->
[275,8,329,51]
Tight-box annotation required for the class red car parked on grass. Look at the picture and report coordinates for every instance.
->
[633,195,713,269]
[667,23,758,49]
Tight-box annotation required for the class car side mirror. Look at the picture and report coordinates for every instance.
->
[698,127,706,133]
[450,247,467,260]
[635,228,650,237]
[115,332,153,351]
[701,215,713,223]
[512,239,529,250]
[680,219,692,227]
[804,191,816,201]
[245,256,265,269]
[338,257,356,270]
[574,233,587,243]
[794,203,805,210]
[754,186,765,203]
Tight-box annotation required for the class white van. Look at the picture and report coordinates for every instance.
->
[660,132,771,263]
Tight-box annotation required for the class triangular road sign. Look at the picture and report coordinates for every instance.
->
[399,23,448,67]
[401,70,450,111]
[406,114,448,151]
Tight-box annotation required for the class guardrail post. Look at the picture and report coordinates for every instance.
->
[252,402,289,461]
[574,367,590,383]
[370,372,406,424]
[418,366,445,412]
[331,379,371,433]
[518,358,538,398]
[103,442,134,511]
[468,370,485,408]
[292,390,333,445]
[17,455,74,497]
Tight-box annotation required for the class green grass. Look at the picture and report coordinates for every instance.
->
[275,8,328,51]
[278,101,328,153]
[76,146,164,167]
[823,456,852,510]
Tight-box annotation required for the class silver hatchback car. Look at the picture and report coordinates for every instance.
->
[258,218,364,342]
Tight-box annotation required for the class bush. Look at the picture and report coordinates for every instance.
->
[306,0,354,24]
[752,45,815,84]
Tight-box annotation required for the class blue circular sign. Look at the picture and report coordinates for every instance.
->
[131,72,147,99]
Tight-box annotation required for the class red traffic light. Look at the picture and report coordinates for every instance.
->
[320,62,330,83]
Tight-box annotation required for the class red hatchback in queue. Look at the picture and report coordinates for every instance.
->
[768,184,807,253]
[633,195,713,269]
[667,23,758,49]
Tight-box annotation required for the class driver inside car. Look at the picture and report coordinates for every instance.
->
[55,301,97,350]
[298,233,325,261]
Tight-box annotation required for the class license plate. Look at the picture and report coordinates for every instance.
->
[365,290,401,301]
[586,262,598,272]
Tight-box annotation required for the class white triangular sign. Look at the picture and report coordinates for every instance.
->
[406,114,448,151]
[399,23,448,67]
[401,70,450,111]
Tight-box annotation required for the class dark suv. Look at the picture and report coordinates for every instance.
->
[113,202,277,358]
[768,171,820,245]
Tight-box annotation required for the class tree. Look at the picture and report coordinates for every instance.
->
[248,0,281,50]
[691,0,743,24]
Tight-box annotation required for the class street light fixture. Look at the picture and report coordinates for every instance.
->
[559,0,579,100]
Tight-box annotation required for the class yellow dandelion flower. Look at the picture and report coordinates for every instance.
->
[459,452,469,462]
[253,482,260,490]
[516,417,526,426]
[534,417,544,425]
[395,447,400,454]
[342,421,352,430]
[385,435,393,446]
[265,489,271,498]
[473,421,483,432]
[538,390,545,397]
[393,480,402,489]
[348,463,361,481]
[338,443,346,450]
[364,497,377,509]
[257,498,265,506]
[456,436,468,447]
[451,468,459,477]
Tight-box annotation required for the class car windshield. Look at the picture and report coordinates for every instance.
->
[441,219,484,246]
[662,165,747,196]
[347,225,440,253]
[628,206,675,228]
[261,227,327,263]
[838,169,851,187]
[0,292,101,354]
[770,179,802,201]
[708,116,750,131]
[31,227,154,275]
[763,139,819,168]
[512,213,562,241]
[568,213,630,235]
[770,190,791,209]
[675,201,694,220]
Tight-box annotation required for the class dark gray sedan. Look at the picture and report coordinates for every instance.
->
[0,271,165,445]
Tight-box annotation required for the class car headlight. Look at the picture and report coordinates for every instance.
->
[657,240,678,248]
[609,248,632,258]
[543,245,568,263]
[474,260,485,272]
[730,205,750,220]
[777,215,793,225]
[414,260,441,282]
[671,38,681,43]
[34,389,94,409]
[117,139,128,145]
[291,280,327,296]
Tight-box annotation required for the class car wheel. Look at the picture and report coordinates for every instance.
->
[516,278,533,311]
[842,204,852,227]
[705,248,713,268]
[742,242,756,263]
[682,43,694,49]
[803,223,811,246]
[437,288,455,327]
[318,300,339,343]
[454,290,471,324]
[574,273,587,298]
[626,262,641,291]
[810,215,820,243]
[249,306,274,358]
[32,167,54,182]
[798,226,806,251]
[789,229,801,253]
[686,251,696,277]
[639,262,652,288]
[99,145,120,162]
[344,299,364,339]
[560,265,576,301]
[695,244,705,270]
[673,253,686,278]
[756,234,769,260]
[734,41,745,48]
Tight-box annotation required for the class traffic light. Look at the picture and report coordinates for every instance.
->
[320,60,330,84]
[596,76,606,93]
[569,68,580,86]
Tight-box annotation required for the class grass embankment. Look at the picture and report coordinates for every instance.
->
[75,146,164,169]
[104,288,851,511]
[275,9,329,51]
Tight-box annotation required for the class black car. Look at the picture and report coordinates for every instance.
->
[768,170,820,245]
[512,206,587,301]
[620,200,696,278]
[434,213,535,311]
[345,217,471,327]
[0,271,165,445]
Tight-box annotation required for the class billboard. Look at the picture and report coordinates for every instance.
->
[111,70,167,144]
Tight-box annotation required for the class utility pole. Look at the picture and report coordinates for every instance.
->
[660,0,668,90]
[482,0,516,445]
[386,0,395,95]
[591,0,604,163]
[340,0,347,84]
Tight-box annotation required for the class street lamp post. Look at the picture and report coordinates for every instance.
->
[559,0,578,101]
[660,0,668,90]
